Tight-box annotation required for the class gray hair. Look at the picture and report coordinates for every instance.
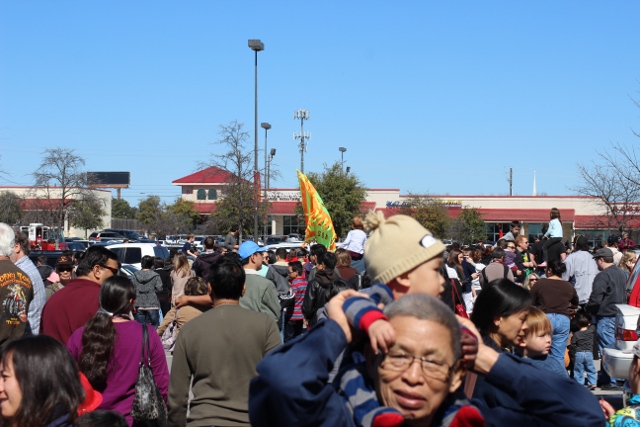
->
[0,223,16,257]
[384,294,462,361]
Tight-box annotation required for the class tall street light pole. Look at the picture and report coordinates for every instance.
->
[261,122,271,194]
[293,109,310,173]
[248,39,264,242]
[339,147,347,174]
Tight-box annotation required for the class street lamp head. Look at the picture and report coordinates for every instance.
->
[261,122,272,130]
[270,148,276,156]
[248,39,264,52]
[339,147,347,153]
[346,166,351,174]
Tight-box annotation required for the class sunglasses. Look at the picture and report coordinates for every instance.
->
[507,246,516,249]
[57,267,73,272]
[530,278,538,282]
[99,264,119,275]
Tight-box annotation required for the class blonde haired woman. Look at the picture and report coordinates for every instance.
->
[170,253,195,304]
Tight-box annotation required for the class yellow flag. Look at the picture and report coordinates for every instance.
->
[297,170,336,250]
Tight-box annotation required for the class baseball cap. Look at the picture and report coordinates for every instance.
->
[607,235,620,245]
[363,211,445,284]
[593,247,614,259]
[55,255,73,267]
[238,241,266,260]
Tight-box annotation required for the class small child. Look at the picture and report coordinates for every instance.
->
[337,282,478,427]
[541,207,563,265]
[518,308,567,376]
[608,340,640,426]
[571,314,597,389]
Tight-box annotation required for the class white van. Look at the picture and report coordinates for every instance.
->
[107,243,170,269]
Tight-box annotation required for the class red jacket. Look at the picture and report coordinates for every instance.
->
[40,278,101,344]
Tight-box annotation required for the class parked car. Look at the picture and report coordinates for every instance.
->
[106,243,170,269]
[88,231,125,242]
[266,235,289,245]
[602,303,640,380]
[104,229,141,242]
[119,263,140,279]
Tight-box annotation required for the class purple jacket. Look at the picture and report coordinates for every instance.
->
[68,321,169,426]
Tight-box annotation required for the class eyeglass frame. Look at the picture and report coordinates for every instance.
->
[379,350,456,382]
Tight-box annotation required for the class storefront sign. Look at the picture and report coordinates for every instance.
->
[266,190,301,202]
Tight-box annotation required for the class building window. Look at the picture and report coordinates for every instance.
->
[283,215,305,235]
[208,189,217,200]
[197,189,206,200]
[485,222,513,243]
[527,223,544,241]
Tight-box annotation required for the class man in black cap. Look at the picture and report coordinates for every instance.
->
[604,234,623,265]
[586,247,628,390]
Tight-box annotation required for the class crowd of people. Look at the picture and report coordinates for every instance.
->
[0,207,639,426]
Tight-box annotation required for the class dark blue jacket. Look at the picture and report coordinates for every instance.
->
[249,319,605,427]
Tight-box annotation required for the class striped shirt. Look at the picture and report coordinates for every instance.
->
[289,278,308,321]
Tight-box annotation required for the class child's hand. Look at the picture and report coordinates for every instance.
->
[460,329,479,369]
[368,319,396,355]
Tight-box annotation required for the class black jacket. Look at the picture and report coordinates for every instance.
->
[586,264,627,317]
[302,269,348,326]
[193,251,221,280]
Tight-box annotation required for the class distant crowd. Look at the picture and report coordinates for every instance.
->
[0,207,639,426]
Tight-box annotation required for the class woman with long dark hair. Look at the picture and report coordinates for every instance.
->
[530,259,578,373]
[0,335,85,427]
[67,276,169,426]
[445,248,478,314]
[470,279,532,409]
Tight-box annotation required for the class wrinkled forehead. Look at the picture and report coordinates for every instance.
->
[386,316,456,358]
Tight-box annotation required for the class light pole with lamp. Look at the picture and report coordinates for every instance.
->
[339,147,347,174]
[265,148,276,237]
[261,122,271,195]
[248,39,264,242]
[293,109,310,173]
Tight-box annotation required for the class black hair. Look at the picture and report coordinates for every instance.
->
[510,220,521,229]
[491,247,505,259]
[210,256,246,300]
[297,248,307,258]
[318,251,337,270]
[37,255,48,266]
[575,314,590,329]
[204,236,215,249]
[275,247,288,260]
[79,276,135,389]
[154,256,165,269]
[77,410,128,427]
[1,335,85,427]
[470,279,532,336]
[546,259,567,277]
[495,239,507,249]
[288,260,303,276]
[76,246,119,277]
[267,250,276,265]
[140,255,154,269]
[310,243,327,258]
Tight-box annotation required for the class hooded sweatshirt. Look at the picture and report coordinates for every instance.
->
[132,269,163,309]
[194,251,221,280]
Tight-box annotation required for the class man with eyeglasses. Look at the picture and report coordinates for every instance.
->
[41,245,120,344]
[249,293,604,427]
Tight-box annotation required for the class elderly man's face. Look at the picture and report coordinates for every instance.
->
[370,315,463,426]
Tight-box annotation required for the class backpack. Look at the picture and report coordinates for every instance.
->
[481,264,509,286]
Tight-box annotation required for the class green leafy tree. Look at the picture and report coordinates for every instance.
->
[449,207,486,244]
[306,162,367,238]
[137,195,164,233]
[0,191,23,224]
[167,198,201,228]
[112,198,138,219]
[397,195,451,239]
[68,197,106,236]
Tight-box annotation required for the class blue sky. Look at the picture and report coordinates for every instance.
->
[2,1,640,206]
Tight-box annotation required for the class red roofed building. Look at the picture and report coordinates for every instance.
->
[173,168,635,244]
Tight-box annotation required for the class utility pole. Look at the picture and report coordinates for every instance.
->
[509,167,513,196]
